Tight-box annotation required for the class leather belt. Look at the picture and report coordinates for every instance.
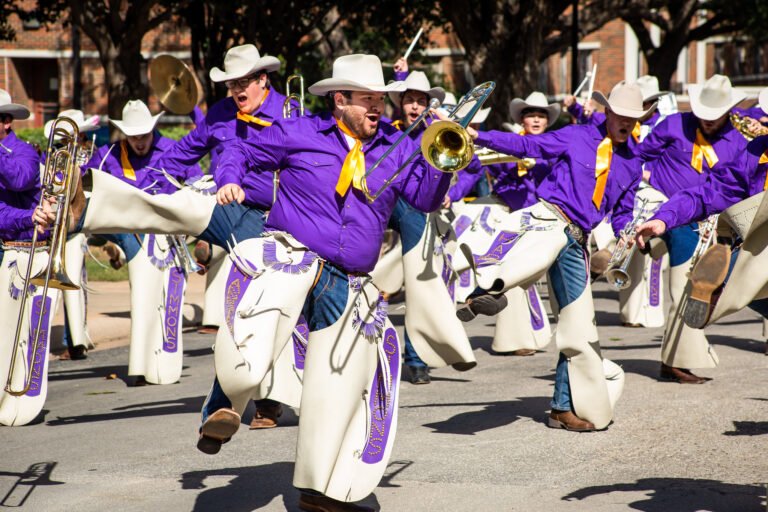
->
[3,240,49,249]
[540,200,586,245]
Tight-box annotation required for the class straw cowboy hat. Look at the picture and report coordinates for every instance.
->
[687,75,746,121]
[634,75,668,103]
[109,100,164,137]
[308,54,405,96]
[592,82,655,119]
[0,89,30,120]
[388,71,445,105]
[209,44,282,83]
[509,91,561,127]
[44,109,100,139]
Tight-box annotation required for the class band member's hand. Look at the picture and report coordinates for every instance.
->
[216,184,245,205]
[642,169,651,182]
[393,57,408,74]
[442,195,452,209]
[103,243,123,270]
[563,95,576,107]
[635,219,667,249]
[32,198,57,232]
[583,99,596,117]
[745,116,763,135]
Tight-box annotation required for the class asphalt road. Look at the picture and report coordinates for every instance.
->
[1,282,766,512]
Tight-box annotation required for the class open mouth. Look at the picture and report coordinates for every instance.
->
[366,113,380,124]
[235,93,248,105]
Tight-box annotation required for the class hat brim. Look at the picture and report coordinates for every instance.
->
[309,79,405,96]
[643,91,669,103]
[0,104,31,120]
[509,99,561,127]
[109,112,164,137]
[592,91,654,119]
[687,84,747,121]
[209,56,282,83]
[388,86,445,106]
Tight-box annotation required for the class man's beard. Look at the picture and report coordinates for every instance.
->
[342,109,377,139]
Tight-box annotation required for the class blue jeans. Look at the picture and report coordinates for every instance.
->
[661,223,699,267]
[548,232,589,412]
[388,198,427,368]
[198,202,266,250]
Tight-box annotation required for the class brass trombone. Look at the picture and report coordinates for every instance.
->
[282,74,305,118]
[5,117,82,396]
[361,81,496,202]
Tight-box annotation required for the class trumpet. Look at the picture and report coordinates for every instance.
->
[361,81,496,202]
[473,146,536,169]
[5,117,82,396]
[603,198,650,290]
[282,74,305,118]
[730,112,768,141]
[167,235,202,275]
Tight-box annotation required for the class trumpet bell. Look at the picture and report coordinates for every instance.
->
[421,120,473,172]
[605,268,631,290]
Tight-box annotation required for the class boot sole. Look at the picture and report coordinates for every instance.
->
[201,409,241,441]
[684,244,730,329]
[546,416,597,432]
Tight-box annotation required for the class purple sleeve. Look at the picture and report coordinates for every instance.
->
[610,169,641,237]
[652,155,753,230]
[476,128,570,161]
[634,115,671,163]
[216,123,285,186]
[0,202,34,239]
[567,102,588,124]
[0,143,40,192]
[157,119,212,177]
[449,169,484,202]
[189,106,205,126]
[393,70,409,82]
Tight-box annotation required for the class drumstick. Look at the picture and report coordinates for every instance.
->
[403,27,424,60]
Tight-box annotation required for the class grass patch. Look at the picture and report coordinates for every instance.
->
[85,250,129,282]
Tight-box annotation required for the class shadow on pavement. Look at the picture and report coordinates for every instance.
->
[707,334,766,355]
[0,462,63,508]
[179,462,381,511]
[612,358,665,381]
[723,420,768,436]
[406,396,551,435]
[46,396,203,426]
[562,478,766,512]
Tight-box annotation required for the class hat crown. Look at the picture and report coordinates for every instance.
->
[122,100,153,126]
[0,88,11,106]
[58,109,86,124]
[607,82,644,111]
[402,71,432,92]
[635,75,660,100]
[699,74,734,109]
[331,54,385,88]
[224,44,260,74]
[442,92,457,106]
[523,91,549,108]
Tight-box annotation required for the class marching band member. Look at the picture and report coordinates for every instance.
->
[633,75,747,383]
[563,94,604,126]
[0,89,62,426]
[451,82,650,431]
[635,87,768,342]
[157,43,301,430]
[447,91,559,356]
[43,109,100,360]
[85,99,201,386]
[373,65,476,384]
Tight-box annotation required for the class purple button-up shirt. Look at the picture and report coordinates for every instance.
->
[160,90,299,209]
[567,102,606,126]
[216,111,451,273]
[85,133,200,195]
[636,112,747,199]
[652,135,768,230]
[476,123,640,236]
[449,160,548,211]
[0,131,42,240]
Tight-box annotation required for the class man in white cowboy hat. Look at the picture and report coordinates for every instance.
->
[448,82,653,432]
[371,62,477,385]
[36,53,450,511]
[0,89,66,426]
[446,91,560,357]
[157,42,302,432]
[82,99,201,387]
[629,74,748,384]
[42,109,100,361]
[635,86,768,350]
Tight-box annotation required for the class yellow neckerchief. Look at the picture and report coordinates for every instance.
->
[334,117,366,196]
[392,119,403,131]
[236,89,272,127]
[516,129,529,177]
[690,129,718,173]
[631,122,641,143]
[591,137,613,210]
[759,150,768,190]
[120,141,137,181]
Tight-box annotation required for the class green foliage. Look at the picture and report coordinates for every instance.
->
[15,128,47,152]
[158,125,191,141]
[85,255,129,282]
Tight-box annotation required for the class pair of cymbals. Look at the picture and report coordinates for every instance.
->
[149,54,200,115]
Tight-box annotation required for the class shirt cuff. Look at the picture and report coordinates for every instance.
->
[650,209,675,231]
[393,71,409,82]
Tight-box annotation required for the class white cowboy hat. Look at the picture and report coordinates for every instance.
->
[687,75,747,121]
[509,91,561,127]
[109,100,164,137]
[759,87,768,115]
[44,109,100,139]
[454,101,490,125]
[209,44,282,83]
[592,81,655,119]
[388,71,445,105]
[0,89,30,120]
[634,75,668,103]
[442,92,457,108]
[308,54,405,96]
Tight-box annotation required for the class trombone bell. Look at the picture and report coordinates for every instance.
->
[420,120,473,173]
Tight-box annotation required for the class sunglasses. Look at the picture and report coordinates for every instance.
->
[224,74,261,90]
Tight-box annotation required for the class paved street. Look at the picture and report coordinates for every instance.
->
[1,281,766,512]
